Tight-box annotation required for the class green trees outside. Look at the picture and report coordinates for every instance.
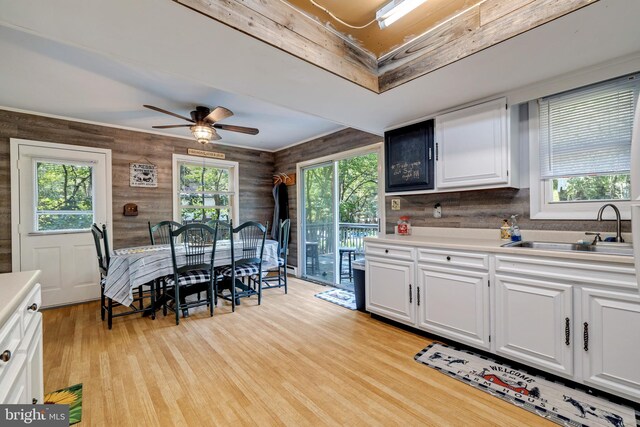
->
[36,162,94,231]
[552,174,631,202]
[303,153,379,225]
[179,164,231,223]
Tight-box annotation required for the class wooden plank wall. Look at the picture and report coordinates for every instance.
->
[378,0,598,91]
[173,0,379,92]
[273,128,383,267]
[0,109,275,273]
[385,189,630,235]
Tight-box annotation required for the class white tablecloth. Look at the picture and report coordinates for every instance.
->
[104,240,278,306]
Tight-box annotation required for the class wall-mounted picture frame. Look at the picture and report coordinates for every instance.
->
[384,119,435,192]
[129,163,157,188]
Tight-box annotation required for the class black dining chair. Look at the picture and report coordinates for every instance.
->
[148,220,181,245]
[262,219,290,293]
[216,220,266,311]
[166,222,220,325]
[91,223,155,329]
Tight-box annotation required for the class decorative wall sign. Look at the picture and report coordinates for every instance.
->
[129,163,158,187]
[187,149,226,159]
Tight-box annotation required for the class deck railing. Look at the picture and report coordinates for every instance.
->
[305,222,378,255]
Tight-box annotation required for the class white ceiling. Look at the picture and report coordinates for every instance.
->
[0,0,639,152]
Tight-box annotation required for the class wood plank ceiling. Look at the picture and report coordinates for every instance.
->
[174,0,599,93]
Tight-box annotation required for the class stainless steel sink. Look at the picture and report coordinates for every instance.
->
[502,241,634,256]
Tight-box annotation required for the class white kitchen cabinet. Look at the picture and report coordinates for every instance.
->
[366,257,415,325]
[494,274,574,378]
[0,274,43,404]
[435,98,517,190]
[581,288,640,401]
[417,264,490,350]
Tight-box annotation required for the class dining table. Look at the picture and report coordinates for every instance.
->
[104,239,279,307]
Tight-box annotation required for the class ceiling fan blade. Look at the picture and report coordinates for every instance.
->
[213,123,259,135]
[204,106,233,123]
[143,105,194,123]
[152,124,193,129]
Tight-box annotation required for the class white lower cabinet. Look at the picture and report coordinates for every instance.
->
[366,257,415,325]
[365,241,640,402]
[417,264,490,349]
[581,288,640,401]
[494,274,574,378]
[0,280,43,404]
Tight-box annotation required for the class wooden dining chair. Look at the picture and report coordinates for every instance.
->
[262,219,290,293]
[216,220,266,311]
[148,220,181,245]
[166,222,220,325]
[91,223,155,329]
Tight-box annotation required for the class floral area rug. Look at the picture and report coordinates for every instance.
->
[44,383,83,425]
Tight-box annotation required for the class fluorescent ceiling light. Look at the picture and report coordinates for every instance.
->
[376,0,428,29]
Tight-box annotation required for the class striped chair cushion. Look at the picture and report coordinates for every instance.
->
[218,263,261,277]
[165,270,214,287]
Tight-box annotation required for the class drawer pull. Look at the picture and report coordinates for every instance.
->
[446,256,451,261]
[27,303,38,312]
[565,317,570,346]
[385,249,389,253]
[32,398,38,404]
[1,350,11,363]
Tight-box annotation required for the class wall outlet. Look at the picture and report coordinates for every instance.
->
[391,198,401,210]
[433,203,442,218]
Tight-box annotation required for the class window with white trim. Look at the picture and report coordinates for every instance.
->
[174,156,238,224]
[530,73,639,219]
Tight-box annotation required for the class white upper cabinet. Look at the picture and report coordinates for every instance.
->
[435,98,518,190]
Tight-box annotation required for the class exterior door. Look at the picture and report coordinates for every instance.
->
[13,140,110,307]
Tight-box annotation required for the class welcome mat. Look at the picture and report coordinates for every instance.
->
[314,288,356,310]
[44,383,83,425]
[415,343,638,427]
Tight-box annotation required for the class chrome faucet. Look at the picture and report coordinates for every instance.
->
[596,203,624,242]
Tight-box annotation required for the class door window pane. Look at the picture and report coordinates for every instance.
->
[35,162,94,231]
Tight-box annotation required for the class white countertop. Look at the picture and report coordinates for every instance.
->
[365,228,635,265]
[0,270,41,327]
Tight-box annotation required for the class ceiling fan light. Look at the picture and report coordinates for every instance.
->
[376,0,428,29]
[190,125,214,144]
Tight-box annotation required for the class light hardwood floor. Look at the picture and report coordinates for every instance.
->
[43,278,552,426]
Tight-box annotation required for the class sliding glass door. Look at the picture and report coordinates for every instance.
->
[301,163,336,283]
[300,148,381,287]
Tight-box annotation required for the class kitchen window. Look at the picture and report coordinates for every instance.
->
[172,154,239,225]
[530,73,639,219]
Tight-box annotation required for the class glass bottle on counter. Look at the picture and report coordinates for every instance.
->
[397,216,412,236]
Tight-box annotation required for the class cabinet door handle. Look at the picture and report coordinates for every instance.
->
[565,317,570,346]
[583,322,589,352]
[1,350,11,363]
[409,284,412,303]
[417,287,421,306]
[27,303,38,312]
[32,398,38,404]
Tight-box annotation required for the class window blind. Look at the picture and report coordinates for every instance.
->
[539,74,639,179]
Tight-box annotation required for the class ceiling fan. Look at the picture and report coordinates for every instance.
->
[143,104,259,144]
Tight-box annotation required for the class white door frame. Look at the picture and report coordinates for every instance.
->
[10,138,113,272]
[296,142,384,278]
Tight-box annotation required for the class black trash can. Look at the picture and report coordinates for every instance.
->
[352,259,366,312]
